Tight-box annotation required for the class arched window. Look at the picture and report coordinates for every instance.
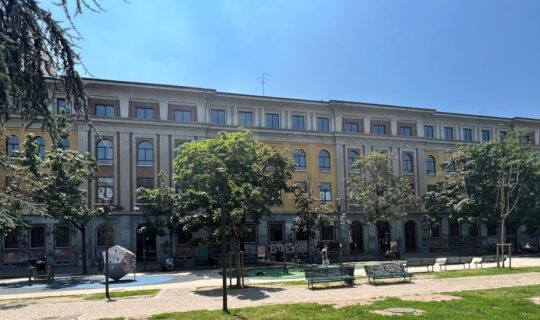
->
[402,153,413,174]
[97,225,114,247]
[6,136,19,156]
[319,150,330,171]
[137,141,153,166]
[60,138,70,150]
[426,155,436,175]
[35,136,45,159]
[174,142,185,158]
[347,150,359,171]
[97,140,114,165]
[293,149,306,171]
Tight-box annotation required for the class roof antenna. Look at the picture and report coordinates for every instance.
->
[258,73,270,96]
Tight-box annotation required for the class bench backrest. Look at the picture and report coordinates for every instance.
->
[406,258,422,267]
[364,265,386,276]
[421,257,437,265]
[382,263,406,274]
[459,256,473,263]
[305,266,349,277]
[445,257,462,264]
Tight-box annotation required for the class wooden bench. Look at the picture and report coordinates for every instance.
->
[475,255,506,268]
[364,263,413,284]
[403,257,437,272]
[304,266,354,289]
[439,256,473,271]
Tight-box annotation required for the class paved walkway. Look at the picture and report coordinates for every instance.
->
[1,271,540,319]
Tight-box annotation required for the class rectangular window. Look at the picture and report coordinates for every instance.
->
[55,225,70,248]
[499,131,507,141]
[291,115,305,130]
[399,126,413,137]
[30,226,45,248]
[57,98,71,115]
[463,128,473,141]
[427,185,437,192]
[4,232,19,249]
[266,113,280,129]
[268,223,284,242]
[97,178,114,202]
[345,122,359,133]
[321,226,334,241]
[238,111,253,127]
[449,221,460,237]
[317,117,330,132]
[136,107,154,120]
[523,135,532,144]
[211,109,226,125]
[424,125,434,139]
[244,224,257,243]
[481,130,491,141]
[319,182,332,203]
[295,229,309,241]
[295,181,307,192]
[373,124,386,135]
[137,178,154,190]
[174,110,192,122]
[487,224,497,236]
[431,224,441,238]
[444,127,454,140]
[96,104,115,117]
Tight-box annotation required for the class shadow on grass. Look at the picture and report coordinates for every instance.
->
[367,280,414,286]
[193,286,286,301]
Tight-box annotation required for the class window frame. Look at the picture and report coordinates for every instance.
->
[97,177,114,203]
[265,113,280,129]
[56,98,71,115]
[444,127,454,140]
[347,150,359,172]
[293,149,307,171]
[268,223,284,242]
[481,130,491,142]
[97,225,114,247]
[426,155,436,175]
[318,150,331,172]
[174,110,192,122]
[402,153,414,174]
[372,124,386,135]
[291,115,305,131]
[345,122,359,133]
[54,225,71,248]
[135,107,155,120]
[211,109,226,125]
[463,128,473,142]
[316,117,330,132]
[6,135,19,156]
[321,225,334,241]
[95,104,115,117]
[424,125,434,139]
[137,141,154,166]
[319,182,332,203]
[30,225,46,248]
[399,126,413,137]
[238,111,253,127]
[35,136,45,159]
[96,139,114,165]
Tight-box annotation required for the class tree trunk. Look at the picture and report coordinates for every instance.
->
[500,218,506,244]
[169,228,174,259]
[81,226,87,275]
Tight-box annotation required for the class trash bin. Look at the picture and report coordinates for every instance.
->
[343,263,355,286]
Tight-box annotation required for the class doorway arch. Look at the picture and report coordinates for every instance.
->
[376,222,390,252]
[404,220,417,252]
[136,224,157,262]
[349,221,364,257]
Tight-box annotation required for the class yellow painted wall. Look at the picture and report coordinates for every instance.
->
[264,141,337,213]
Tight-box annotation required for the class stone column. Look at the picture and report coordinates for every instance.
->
[391,119,398,136]
[118,133,132,211]
[416,148,426,196]
[159,100,168,120]
[119,97,129,118]
[364,116,371,134]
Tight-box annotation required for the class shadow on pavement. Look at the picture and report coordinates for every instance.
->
[193,286,286,301]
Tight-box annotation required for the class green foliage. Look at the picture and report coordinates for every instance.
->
[137,171,182,257]
[173,129,295,248]
[426,131,540,241]
[347,152,418,225]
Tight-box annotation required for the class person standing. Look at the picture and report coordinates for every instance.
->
[321,245,330,267]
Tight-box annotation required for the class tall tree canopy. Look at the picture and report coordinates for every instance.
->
[0,0,102,135]
[429,131,539,244]
[174,129,295,251]
[347,152,418,225]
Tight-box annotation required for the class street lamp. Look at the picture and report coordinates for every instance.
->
[137,226,147,272]
[335,198,344,268]
[216,167,228,313]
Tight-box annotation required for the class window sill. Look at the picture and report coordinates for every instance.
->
[98,163,113,166]
[137,164,154,167]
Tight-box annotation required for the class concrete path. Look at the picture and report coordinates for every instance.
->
[1,271,540,320]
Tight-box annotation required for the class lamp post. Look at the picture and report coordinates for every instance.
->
[104,225,112,300]
[216,167,228,313]
[137,226,147,272]
[335,198,344,268]
[351,201,358,261]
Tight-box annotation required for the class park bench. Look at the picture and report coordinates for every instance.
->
[304,266,354,289]
[402,257,437,272]
[439,256,473,271]
[475,255,506,269]
[364,263,413,284]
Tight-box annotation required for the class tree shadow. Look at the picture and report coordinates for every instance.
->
[193,286,286,301]
[368,280,414,286]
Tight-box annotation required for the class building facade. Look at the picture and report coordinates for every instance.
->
[2,78,540,267]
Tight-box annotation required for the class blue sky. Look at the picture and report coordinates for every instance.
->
[50,1,540,118]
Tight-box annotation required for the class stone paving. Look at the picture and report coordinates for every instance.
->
[0,257,538,320]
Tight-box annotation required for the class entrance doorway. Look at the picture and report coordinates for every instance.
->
[404,220,417,252]
[349,221,363,257]
[376,222,390,252]
[136,224,157,262]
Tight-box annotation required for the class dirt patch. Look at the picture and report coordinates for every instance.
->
[400,293,461,302]
[371,308,425,316]
[325,297,383,308]
[530,297,540,305]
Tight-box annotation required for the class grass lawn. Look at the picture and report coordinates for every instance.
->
[434,266,540,279]
[146,285,540,319]
[84,289,159,300]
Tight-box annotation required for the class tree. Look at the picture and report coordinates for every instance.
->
[41,117,104,274]
[290,178,332,263]
[347,152,418,226]
[437,131,539,248]
[137,171,182,259]
[174,129,294,280]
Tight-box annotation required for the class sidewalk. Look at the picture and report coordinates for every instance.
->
[1,271,540,320]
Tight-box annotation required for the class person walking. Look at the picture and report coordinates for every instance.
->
[321,245,330,267]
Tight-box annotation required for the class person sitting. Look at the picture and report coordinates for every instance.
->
[275,250,284,262]
[165,257,174,271]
